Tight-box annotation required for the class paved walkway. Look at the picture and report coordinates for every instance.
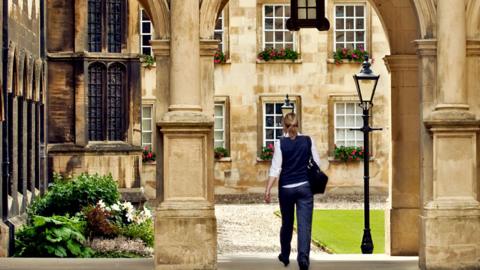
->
[0,255,419,270]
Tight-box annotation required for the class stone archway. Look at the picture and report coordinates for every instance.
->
[138,1,480,269]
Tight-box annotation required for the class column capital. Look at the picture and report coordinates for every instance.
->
[383,55,418,72]
[467,39,480,56]
[414,39,437,57]
[151,39,170,57]
[200,39,220,57]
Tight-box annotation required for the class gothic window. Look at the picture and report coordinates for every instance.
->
[88,0,125,53]
[87,62,126,142]
[88,63,105,141]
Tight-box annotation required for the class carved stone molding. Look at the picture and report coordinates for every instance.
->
[200,39,220,57]
[383,55,418,72]
[414,39,437,57]
[151,40,170,57]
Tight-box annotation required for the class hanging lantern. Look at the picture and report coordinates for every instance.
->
[286,0,330,31]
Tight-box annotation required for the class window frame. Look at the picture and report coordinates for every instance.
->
[87,61,128,142]
[141,104,154,150]
[328,94,372,157]
[333,101,364,147]
[214,96,230,152]
[139,8,154,56]
[262,3,297,50]
[333,3,367,51]
[257,95,302,156]
[87,0,126,53]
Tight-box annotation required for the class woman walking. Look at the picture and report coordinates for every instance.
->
[264,112,321,270]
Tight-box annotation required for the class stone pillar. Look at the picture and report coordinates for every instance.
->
[200,40,219,117]
[419,1,480,268]
[433,0,473,120]
[383,55,420,256]
[154,1,217,269]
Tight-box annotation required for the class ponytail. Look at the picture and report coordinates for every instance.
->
[283,113,299,139]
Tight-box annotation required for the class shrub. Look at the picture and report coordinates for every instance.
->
[28,173,120,218]
[257,47,299,62]
[119,219,154,247]
[140,54,155,68]
[260,143,274,161]
[214,147,229,159]
[334,145,364,162]
[15,215,93,258]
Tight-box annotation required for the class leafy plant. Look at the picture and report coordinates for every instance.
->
[257,47,299,62]
[214,50,226,64]
[15,215,93,258]
[28,173,120,218]
[333,47,370,64]
[83,205,119,239]
[260,143,274,161]
[214,147,229,159]
[119,219,154,247]
[333,145,364,162]
[140,54,155,68]
[142,146,156,162]
[92,251,144,258]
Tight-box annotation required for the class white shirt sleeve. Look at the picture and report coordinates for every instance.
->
[310,137,321,167]
[268,139,282,178]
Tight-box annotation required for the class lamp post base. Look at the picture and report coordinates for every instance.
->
[361,229,374,254]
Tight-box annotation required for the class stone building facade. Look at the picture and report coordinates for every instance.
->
[139,0,391,197]
[0,0,48,256]
[46,0,143,191]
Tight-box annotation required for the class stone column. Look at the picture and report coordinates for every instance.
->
[383,55,420,256]
[154,1,217,269]
[419,1,480,268]
[433,0,473,119]
[200,40,219,118]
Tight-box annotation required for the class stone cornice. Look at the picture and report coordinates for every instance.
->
[414,39,437,56]
[200,39,220,57]
[467,39,480,56]
[424,119,480,131]
[151,39,171,57]
[383,55,418,72]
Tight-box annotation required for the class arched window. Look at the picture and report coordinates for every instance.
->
[107,63,125,140]
[88,63,106,140]
[88,0,125,53]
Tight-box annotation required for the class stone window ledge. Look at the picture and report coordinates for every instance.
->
[256,59,303,64]
[142,161,157,165]
[328,156,376,163]
[215,59,232,65]
[256,157,272,163]
[48,143,142,154]
[215,157,232,163]
[327,59,363,65]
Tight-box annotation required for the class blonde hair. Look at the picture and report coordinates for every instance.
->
[283,113,299,139]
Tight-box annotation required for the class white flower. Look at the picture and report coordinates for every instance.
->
[97,200,106,209]
[143,208,152,219]
[111,203,121,212]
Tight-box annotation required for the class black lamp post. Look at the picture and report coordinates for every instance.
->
[352,55,381,254]
[286,0,330,31]
[281,94,295,116]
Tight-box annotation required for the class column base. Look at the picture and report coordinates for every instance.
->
[387,208,420,256]
[420,206,480,270]
[155,202,217,270]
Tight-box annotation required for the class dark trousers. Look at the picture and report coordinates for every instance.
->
[278,183,314,266]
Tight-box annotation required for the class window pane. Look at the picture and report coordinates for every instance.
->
[275,18,283,30]
[215,118,224,129]
[107,0,123,53]
[275,32,283,42]
[356,116,363,126]
[308,0,315,7]
[346,31,354,42]
[356,131,363,140]
[274,103,282,114]
[357,141,364,147]
[276,128,283,138]
[285,7,290,17]
[336,32,345,43]
[265,31,274,42]
[346,19,354,29]
[346,6,354,16]
[275,6,284,17]
[355,6,364,17]
[336,103,345,114]
[266,129,274,139]
[142,133,152,144]
[266,116,274,127]
[275,116,282,127]
[356,19,364,29]
[336,19,344,30]
[266,103,274,114]
[335,6,344,17]
[142,119,152,131]
[88,63,105,141]
[88,0,102,52]
[142,22,151,33]
[142,106,152,118]
[336,129,345,140]
[265,6,274,17]
[285,31,293,42]
[346,103,355,114]
[336,116,345,127]
[307,8,316,19]
[107,64,125,140]
[356,31,365,42]
[299,0,306,7]
[336,43,344,49]
[215,131,224,140]
[214,105,223,116]
[265,19,273,30]
[336,140,345,147]
[299,9,307,20]
[346,43,354,49]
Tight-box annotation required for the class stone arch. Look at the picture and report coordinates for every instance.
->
[199,0,229,39]
[137,0,170,39]
[466,0,480,39]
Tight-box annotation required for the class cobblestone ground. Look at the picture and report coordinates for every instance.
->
[215,198,386,255]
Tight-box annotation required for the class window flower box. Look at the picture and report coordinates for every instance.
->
[332,48,371,64]
[257,48,300,62]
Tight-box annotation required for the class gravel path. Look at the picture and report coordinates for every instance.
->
[215,199,387,255]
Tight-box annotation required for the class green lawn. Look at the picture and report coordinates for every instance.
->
[311,210,385,254]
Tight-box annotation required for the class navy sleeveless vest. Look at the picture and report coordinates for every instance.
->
[279,135,311,186]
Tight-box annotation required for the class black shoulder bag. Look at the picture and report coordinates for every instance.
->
[306,136,328,194]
